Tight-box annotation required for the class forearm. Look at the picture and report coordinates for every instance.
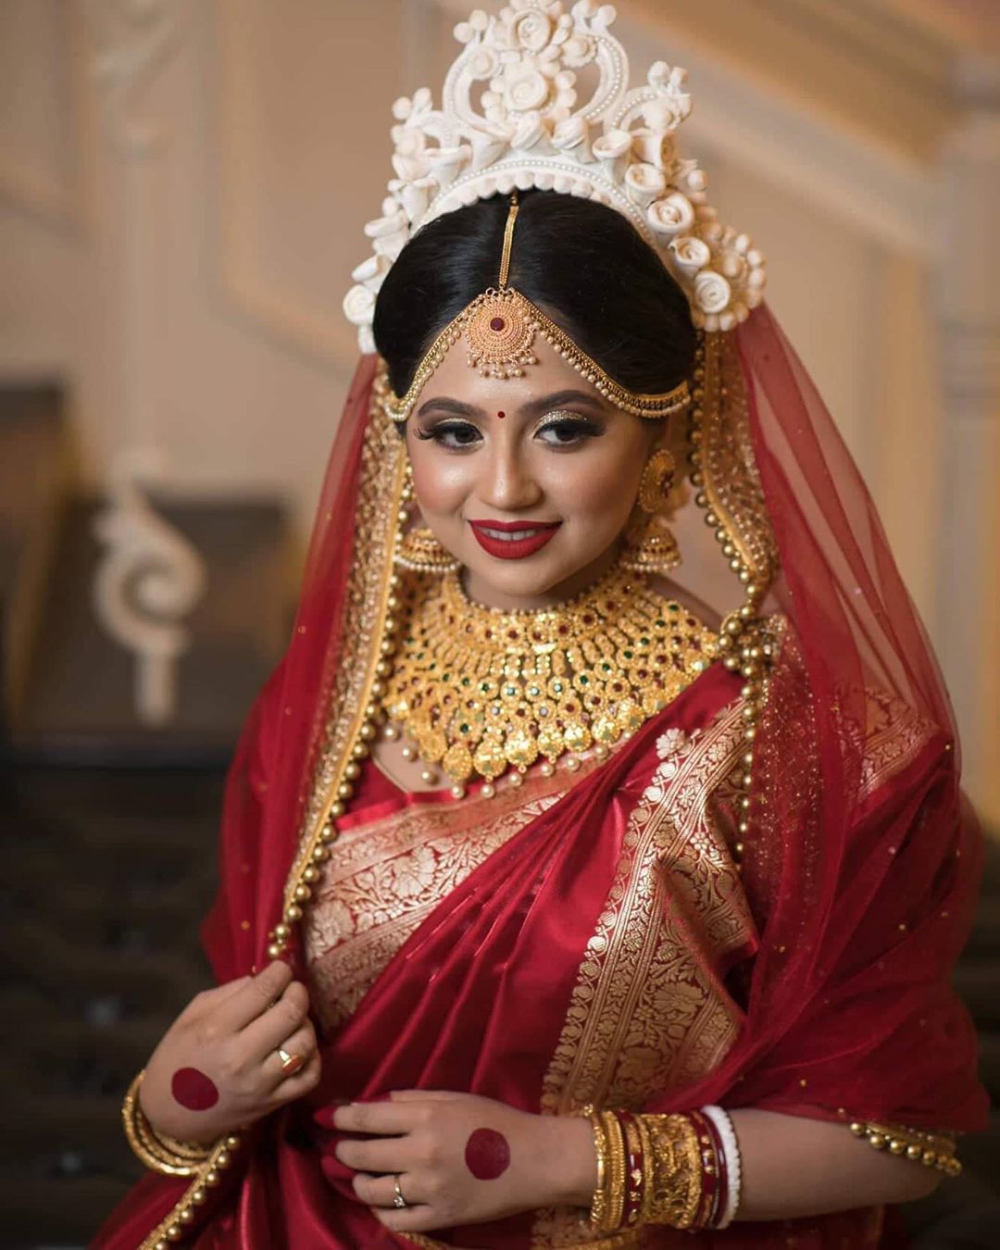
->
[551,1108,941,1219]
[730,1109,940,1219]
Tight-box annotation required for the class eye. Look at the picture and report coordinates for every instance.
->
[415,419,483,450]
[535,410,605,447]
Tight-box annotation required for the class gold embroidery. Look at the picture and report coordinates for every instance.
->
[542,700,755,1116]
[532,700,756,1247]
[288,364,408,917]
[696,331,778,589]
[305,766,579,1029]
[858,687,936,800]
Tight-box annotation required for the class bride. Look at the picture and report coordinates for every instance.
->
[95,3,985,1247]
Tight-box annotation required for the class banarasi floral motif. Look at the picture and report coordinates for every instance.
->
[305,759,598,1030]
[858,687,936,800]
[343,0,767,348]
[532,699,757,1247]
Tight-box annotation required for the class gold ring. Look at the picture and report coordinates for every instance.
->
[393,1174,408,1209]
[277,1047,305,1076]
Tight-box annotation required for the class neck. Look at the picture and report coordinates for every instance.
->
[460,541,622,612]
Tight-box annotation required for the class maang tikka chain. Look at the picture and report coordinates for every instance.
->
[382,194,691,424]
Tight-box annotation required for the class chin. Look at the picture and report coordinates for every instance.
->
[464,548,598,599]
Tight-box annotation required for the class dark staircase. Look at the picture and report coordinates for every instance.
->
[0,383,292,1246]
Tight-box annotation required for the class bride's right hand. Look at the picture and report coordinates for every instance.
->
[138,959,321,1144]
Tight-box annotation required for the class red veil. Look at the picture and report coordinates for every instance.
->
[95,306,986,1249]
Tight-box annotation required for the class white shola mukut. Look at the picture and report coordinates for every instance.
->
[343,0,767,351]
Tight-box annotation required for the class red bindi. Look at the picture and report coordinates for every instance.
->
[171,1067,219,1111]
[497,411,506,419]
[464,1127,511,1180]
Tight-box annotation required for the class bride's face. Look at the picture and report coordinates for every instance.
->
[405,334,659,611]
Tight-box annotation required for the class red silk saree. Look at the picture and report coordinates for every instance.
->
[94,308,987,1249]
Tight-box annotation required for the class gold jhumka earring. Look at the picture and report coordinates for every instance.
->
[393,462,459,574]
[621,448,682,576]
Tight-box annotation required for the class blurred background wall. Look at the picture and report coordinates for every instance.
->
[1,0,997,820]
[0,2,998,1245]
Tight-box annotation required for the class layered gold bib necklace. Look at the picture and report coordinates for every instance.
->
[380,563,719,792]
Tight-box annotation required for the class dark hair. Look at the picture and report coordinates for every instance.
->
[373,190,697,399]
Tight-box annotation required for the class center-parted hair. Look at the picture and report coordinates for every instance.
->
[373,190,697,402]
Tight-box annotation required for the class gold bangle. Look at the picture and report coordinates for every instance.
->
[848,1120,962,1177]
[586,1107,610,1231]
[122,1071,213,1176]
[600,1109,628,1234]
[638,1113,704,1229]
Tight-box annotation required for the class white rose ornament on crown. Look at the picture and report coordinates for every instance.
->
[344,0,766,352]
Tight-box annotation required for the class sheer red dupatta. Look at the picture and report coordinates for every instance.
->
[643,306,985,1127]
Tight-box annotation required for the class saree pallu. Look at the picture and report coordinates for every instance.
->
[94,641,985,1250]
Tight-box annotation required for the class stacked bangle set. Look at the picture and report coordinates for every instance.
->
[586,1105,741,1235]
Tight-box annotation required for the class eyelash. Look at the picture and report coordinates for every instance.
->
[415,411,604,450]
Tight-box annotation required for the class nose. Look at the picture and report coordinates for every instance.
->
[479,440,543,513]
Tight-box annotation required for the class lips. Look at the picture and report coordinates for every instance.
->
[468,519,562,560]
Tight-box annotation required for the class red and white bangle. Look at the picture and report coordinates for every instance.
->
[701,1105,742,1229]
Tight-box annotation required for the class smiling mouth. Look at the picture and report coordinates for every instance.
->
[478,526,552,541]
[468,520,562,560]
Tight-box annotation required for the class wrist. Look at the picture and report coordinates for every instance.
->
[137,1072,220,1147]
[532,1113,596,1208]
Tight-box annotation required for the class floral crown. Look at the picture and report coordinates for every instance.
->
[343,0,767,356]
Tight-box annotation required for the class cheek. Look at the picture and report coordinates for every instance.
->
[408,447,470,519]
[549,452,639,529]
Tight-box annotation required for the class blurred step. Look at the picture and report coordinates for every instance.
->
[7,764,227,820]
[0,1167,136,1245]
[10,1017,171,1098]
[0,921,208,1012]
[3,1093,142,1163]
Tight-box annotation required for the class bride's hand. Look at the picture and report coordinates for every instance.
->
[331,1090,596,1234]
[139,960,321,1145]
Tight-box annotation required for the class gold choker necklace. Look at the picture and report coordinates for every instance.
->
[381,564,719,788]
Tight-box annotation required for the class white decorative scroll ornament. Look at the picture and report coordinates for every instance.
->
[93,454,207,726]
[85,0,207,726]
[344,0,766,348]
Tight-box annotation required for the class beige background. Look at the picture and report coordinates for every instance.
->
[1,0,997,825]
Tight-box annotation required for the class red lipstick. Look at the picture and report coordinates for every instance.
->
[469,519,562,560]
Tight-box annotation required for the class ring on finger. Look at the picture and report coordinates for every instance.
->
[393,1174,408,1209]
[277,1047,305,1076]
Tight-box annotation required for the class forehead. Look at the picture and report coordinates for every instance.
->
[415,333,607,412]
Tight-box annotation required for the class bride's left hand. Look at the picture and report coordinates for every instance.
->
[332,1090,595,1234]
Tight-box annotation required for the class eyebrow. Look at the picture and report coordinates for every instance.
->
[415,388,608,420]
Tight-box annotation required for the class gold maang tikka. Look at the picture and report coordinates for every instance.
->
[383,193,692,424]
